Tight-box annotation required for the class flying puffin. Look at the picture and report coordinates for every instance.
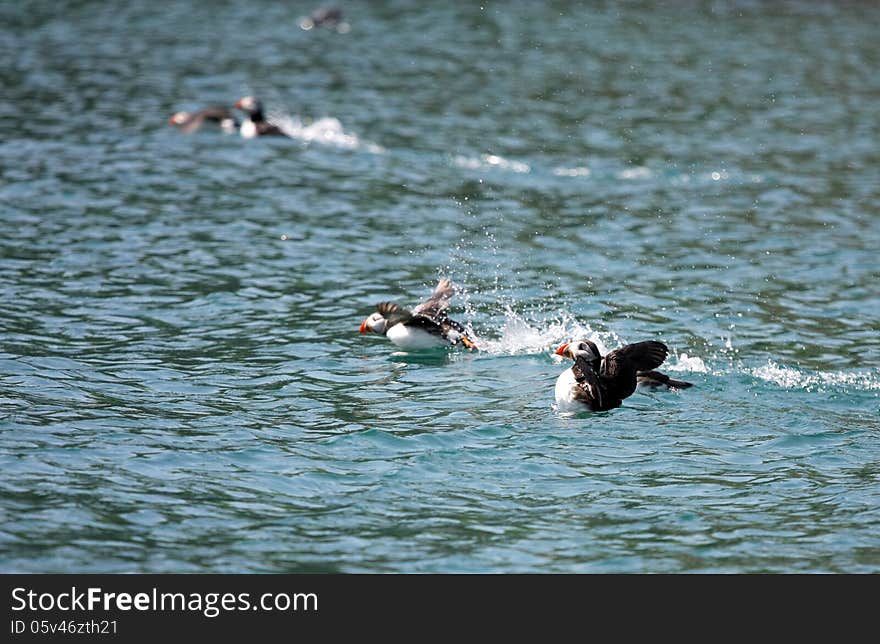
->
[168,106,239,134]
[359,279,478,351]
[234,96,286,138]
[554,339,691,412]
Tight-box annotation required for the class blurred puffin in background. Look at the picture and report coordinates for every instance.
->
[299,7,350,33]
[234,96,287,138]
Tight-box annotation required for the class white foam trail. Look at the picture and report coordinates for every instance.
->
[448,286,876,394]
[617,166,652,180]
[454,154,530,174]
[552,166,591,177]
[270,113,384,153]
[748,361,880,392]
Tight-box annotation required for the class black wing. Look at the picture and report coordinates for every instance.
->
[203,106,234,120]
[412,278,456,323]
[375,301,413,327]
[401,315,446,338]
[603,341,668,377]
[572,357,603,409]
[257,122,287,136]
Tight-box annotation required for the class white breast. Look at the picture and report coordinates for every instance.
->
[386,323,448,350]
[554,367,586,411]
[240,120,258,139]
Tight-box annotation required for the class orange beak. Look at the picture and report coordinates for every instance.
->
[234,98,244,109]
[168,115,176,125]
[555,343,570,357]
[359,319,369,334]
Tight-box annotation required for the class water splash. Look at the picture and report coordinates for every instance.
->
[473,308,619,357]
[665,352,711,373]
[269,113,384,153]
[748,361,880,392]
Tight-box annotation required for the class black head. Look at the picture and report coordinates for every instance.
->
[234,96,265,121]
[556,339,601,362]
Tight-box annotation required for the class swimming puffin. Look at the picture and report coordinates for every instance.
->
[234,96,286,138]
[359,279,478,351]
[299,7,350,32]
[168,107,238,134]
[554,339,690,411]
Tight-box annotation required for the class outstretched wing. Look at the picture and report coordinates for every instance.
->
[412,278,456,323]
[375,301,412,327]
[603,341,668,377]
[177,113,205,134]
[199,106,235,123]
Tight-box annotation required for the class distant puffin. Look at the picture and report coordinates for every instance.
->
[234,96,286,138]
[359,279,478,351]
[168,107,238,134]
[299,7,350,32]
[554,339,690,411]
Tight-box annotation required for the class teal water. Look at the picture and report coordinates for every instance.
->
[1,1,879,573]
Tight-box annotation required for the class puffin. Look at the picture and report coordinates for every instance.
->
[359,279,478,351]
[168,106,238,134]
[299,7,350,32]
[554,339,691,412]
[234,96,286,138]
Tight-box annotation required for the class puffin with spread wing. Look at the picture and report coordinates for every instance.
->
[359,279,478,351]
[555,339,691,411]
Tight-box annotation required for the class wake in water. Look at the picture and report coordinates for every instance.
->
[748,361,880,392]
[454,153,530,174]
[436,198,877,393]
[451,300,879,394]
[269,111,384,153]
[663,351,879,393]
